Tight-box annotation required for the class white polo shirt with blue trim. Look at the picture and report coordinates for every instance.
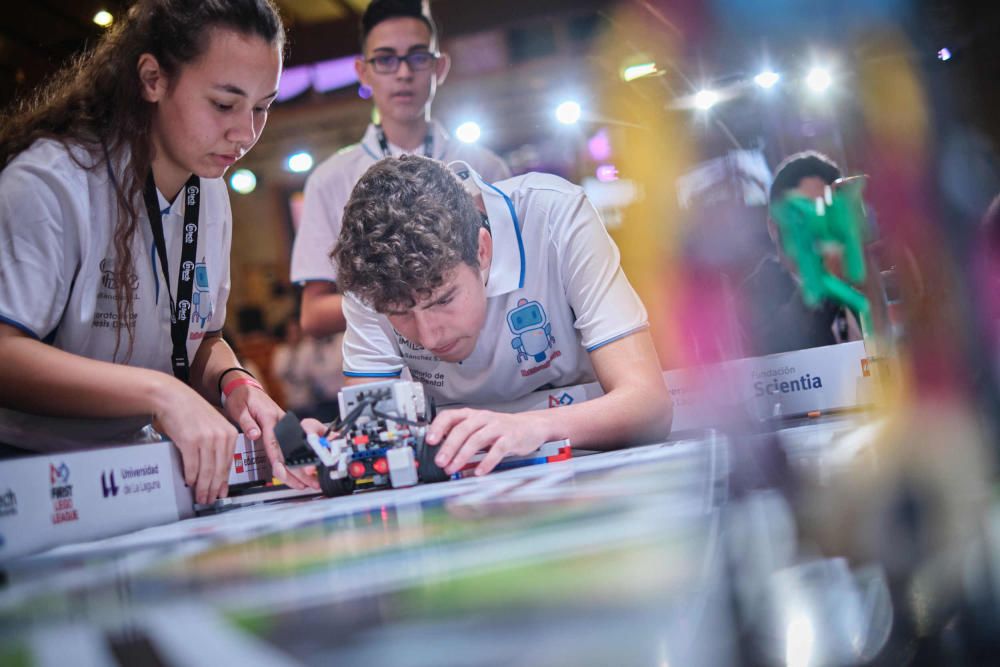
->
[290,121,510,285]
[0,139,232,450]
[341,167,649,406]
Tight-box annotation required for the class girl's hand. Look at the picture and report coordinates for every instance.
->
[222,384,320,491]
[152,379,238,504]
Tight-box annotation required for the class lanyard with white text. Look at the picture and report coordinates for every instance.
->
[142,172,200,384]
[375,125,434,159]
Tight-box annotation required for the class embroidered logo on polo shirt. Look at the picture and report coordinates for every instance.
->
[94,258,140,330]
[507,298,559,375]
[99,258,139,292]
[548,392,574,407]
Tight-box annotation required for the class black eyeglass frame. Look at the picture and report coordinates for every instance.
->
[364,51,441,74]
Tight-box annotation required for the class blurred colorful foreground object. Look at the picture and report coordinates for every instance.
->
[771,177,873,337]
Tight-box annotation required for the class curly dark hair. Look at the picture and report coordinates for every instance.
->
[0,0,284,362]
[334,155,482,312]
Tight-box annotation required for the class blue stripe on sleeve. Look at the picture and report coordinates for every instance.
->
[585,324,650,353]
[343,370,403,378]
[0,314,41,340]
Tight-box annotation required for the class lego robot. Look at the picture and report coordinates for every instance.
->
[274,379,573,497]
[275,380,448,497]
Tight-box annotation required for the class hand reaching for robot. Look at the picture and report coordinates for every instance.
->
[426,408,550,476]
[223,385,319,491]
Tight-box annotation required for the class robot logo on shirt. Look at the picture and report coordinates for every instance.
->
[190,259,213,328]
[507,298,556,364]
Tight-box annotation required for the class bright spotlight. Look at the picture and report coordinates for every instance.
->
[455,121,481,144]
[287,152,314,173]
[693,89,719,111]
[623,62,658,82]
[229,169,257,195]
[937,47,952,61]
[754,70,780,89]
[806,67,832,93]
[93,10,113,27]
[555,101,582,125]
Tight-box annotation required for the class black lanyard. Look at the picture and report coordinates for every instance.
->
[375,125,434,159]
[142,172,200,384]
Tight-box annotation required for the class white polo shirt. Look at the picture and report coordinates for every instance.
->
[341,167,649,406]
[0,139,232,450]
[290,121,510,284]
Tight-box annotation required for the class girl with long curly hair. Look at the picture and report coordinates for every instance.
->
[0,0,317,503]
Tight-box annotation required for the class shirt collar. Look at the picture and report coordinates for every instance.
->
[155,189,176,217]
[449,161,524,297]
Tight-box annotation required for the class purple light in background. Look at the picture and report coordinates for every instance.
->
[276,66,311,102]
[588,128,612,162]
[276,55,360,102]
[937,47,952,61]
[313,56,359,92]
[596,164,619,182]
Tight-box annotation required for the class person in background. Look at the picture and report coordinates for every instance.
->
[738,151,863,356]
[290,0,510,343]
[0,0,317,502]
[271,320,344,422]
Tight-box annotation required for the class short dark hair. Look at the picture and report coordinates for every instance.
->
[769,151,842,204]
[360,0,436,50]
[334,155,481,312]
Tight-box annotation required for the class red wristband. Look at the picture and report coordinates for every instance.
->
[222,377,264,400]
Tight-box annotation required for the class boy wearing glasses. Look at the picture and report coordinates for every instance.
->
[291,0,510,339]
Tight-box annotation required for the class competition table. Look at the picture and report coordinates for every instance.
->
[0,415,876,667]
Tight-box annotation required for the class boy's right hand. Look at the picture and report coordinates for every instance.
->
[152,379,238,505]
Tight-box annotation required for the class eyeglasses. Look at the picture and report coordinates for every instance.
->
[365,51,439,74]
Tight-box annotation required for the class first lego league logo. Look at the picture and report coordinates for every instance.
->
[50,462,79,524]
